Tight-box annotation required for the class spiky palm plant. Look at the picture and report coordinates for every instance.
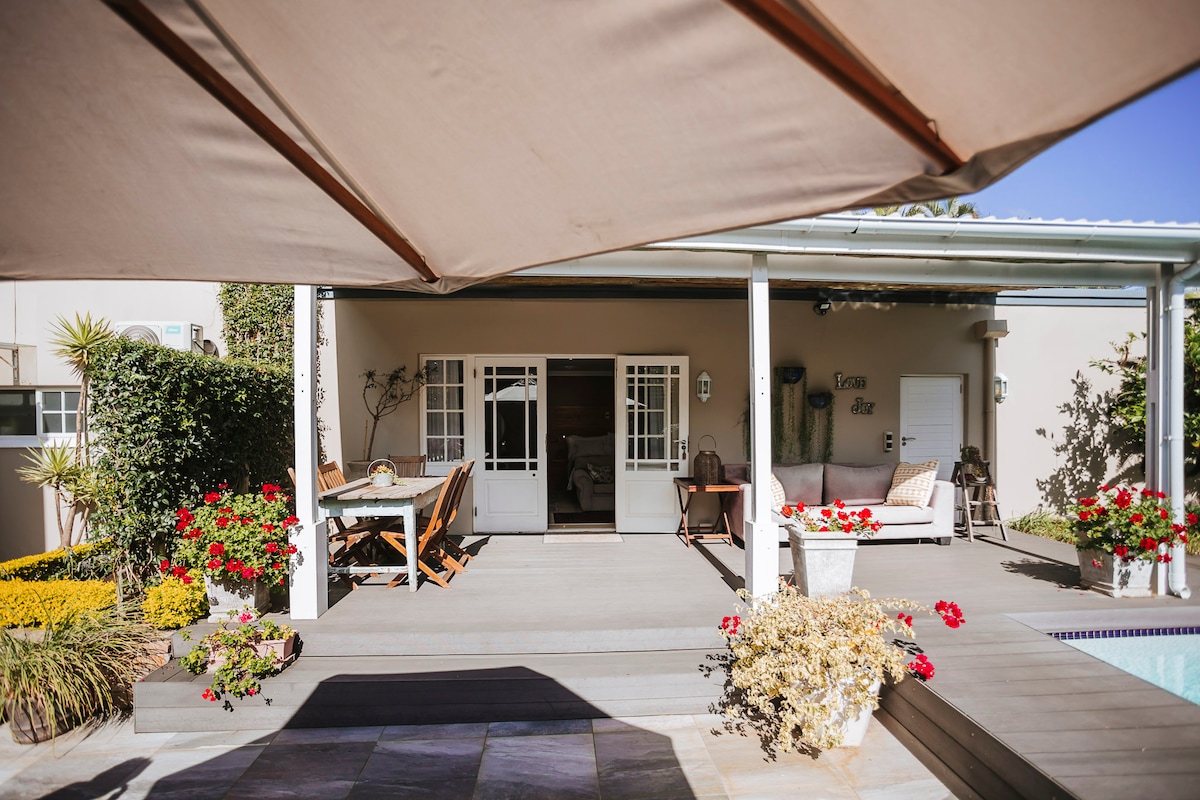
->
[48,312,113,463]
[17,443,97,548]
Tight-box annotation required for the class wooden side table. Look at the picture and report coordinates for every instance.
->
[673,477,739,547]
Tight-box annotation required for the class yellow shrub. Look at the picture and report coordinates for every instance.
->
[0,579,117,628]
[143,576,209,629]
[0,540,117,581]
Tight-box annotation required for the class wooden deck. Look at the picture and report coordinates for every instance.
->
[138,528,1200,799]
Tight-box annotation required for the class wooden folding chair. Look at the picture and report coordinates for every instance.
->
[379,465,465,589]
[386,454,427,478]
[438,459,475,565]
[312,461,396,585]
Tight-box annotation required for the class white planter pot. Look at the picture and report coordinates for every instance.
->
[1077,548,1154,598]
[801,677,881,748]
[204,575,271,622]
[788,526,858,598]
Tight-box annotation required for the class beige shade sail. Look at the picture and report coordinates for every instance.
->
[1,0,1198,293]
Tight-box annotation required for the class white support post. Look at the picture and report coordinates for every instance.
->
[745,254,777,598]
[290,284,329,619]
[1147,268,1167,595]
[1167,262,1200,598]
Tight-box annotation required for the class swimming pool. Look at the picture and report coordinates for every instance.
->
[1052,628,1200,706]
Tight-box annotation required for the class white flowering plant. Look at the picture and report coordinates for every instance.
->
[717,583,964,752]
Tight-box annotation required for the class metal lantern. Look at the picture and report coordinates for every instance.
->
[693,434,722,486]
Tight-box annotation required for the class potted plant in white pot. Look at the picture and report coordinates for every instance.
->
[163,483,299,620]
[718,584,965,752]
[780,501,882,597]
[1070,484,1191,597]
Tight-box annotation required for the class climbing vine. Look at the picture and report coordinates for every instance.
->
[218,284,294,369]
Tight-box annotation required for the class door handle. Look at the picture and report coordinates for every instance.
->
[901,436,916,444]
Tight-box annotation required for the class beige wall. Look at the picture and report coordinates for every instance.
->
[332,296,996,531]
[1,279,225,557]
[995,303,1146,517]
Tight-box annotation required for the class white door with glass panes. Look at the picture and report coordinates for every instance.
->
[899,376,962,481]
[474,358,548,532]
[615,356,689,532]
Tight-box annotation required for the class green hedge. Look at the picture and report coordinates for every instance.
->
[87,338,293,570]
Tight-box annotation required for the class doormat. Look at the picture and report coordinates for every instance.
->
[553,511,615,524]
[544,532,623,543]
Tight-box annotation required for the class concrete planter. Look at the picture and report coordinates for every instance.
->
[1077,548,1154,598]
[800,677,881,748]
[204,576,271,622]
[788,526,858,598]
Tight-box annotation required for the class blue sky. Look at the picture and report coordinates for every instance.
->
[963,69,1200,224]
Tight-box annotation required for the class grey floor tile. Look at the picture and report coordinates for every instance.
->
[475,733,598,800]
[235,741,375,782]
[594,729,696,800]
[349,777,477,799]
[381,722,489,741]
[272,726,385,745]
[162,729,277,749]
[854,778,956,800]
[225,776,356,799]
[360,737,484,784]
[487,719,592,737]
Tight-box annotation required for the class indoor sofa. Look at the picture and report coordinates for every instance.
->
[566,433,615,512]
[723,462,954,545]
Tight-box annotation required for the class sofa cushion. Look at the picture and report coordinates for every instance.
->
[885,461,939,507]
[769,474,787,509]
[585,463,614,484]
[773,463,824,506]
[841,503,935,525]
[823,463,897,506]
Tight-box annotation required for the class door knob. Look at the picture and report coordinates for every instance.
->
[901,436,916,444]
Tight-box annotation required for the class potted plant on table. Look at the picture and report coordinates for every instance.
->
[718,583,965,752]
[780,501,882,598]
[1070,484,1191,597]
[164,483,299,621]
[180,610,297,707]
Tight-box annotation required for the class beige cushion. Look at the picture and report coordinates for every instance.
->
[823,463,897,506]
[885,461,939,507]
[773,463,824,506]
[770,474,787,509]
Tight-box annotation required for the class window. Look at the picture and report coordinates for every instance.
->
[422,358,466,467]
[0,390,36,436]
[0,388,79,439]
[40,390,80,435]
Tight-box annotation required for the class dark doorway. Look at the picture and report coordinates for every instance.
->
[546,358,615,526]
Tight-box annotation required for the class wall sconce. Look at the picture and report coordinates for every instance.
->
[696,371,712,403]
[813,300,832,316]
[993,373,1009,404]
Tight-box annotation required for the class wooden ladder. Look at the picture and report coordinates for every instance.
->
[951,460,1007,542]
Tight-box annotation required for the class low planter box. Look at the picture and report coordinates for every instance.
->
[207,632,297,673]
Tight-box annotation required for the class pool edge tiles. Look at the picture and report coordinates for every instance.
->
[1050,626,1200,641]
[1050,629,1200,706]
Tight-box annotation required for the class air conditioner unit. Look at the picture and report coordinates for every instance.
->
[115,321,204,353]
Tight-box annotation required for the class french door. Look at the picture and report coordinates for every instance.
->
[615,356,689,532]
[473,357,547,532]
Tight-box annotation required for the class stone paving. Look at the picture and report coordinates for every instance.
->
[0,713,951,799]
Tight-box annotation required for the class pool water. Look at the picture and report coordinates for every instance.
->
[1055,631,1200,706]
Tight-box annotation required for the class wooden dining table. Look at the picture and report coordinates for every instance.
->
[318,475,446,592]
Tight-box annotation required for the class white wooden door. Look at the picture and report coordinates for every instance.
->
[474,357,548,532]
[615,356,689,532]
[899,376,963,481]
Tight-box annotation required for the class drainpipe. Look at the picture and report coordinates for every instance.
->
[1166,261,1200,598]
[746,254,776,598]
[974,320,1008,487]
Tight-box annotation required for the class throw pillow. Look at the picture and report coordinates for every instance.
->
[885,461,939,507]
[822,463,897,506]
[770,474,787,509]
[585,463,614,484]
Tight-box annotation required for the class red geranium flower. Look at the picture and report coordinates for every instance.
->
[204,492,221,504]
[780,505,795,518]
[216,516,230,529]
[159,559,170,573]
[265,541,279,553]
[208,542,225,556]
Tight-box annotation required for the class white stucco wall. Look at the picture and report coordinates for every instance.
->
[995,299,1146,518]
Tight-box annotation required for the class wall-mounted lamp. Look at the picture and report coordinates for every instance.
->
[696,371,712,403]
[813,300,832,316]
[993,373,1009,404]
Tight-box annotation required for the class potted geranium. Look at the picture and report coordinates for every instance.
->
[164,483,299,621]
[180,609,297,707]
[1071,484,1191,597]
[718,584,964,752]
[780,500,883,597]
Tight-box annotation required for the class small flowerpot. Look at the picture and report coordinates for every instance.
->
[204,576,271,622]
[1077,548,1154,598]
[788,526,858,598]
[371,472,395,487]
[5,698,66,744]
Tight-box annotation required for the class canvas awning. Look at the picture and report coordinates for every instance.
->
[2,1,1198,293]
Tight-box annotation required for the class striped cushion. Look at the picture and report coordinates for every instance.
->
[770,474,787,509]
[885,461,939,507]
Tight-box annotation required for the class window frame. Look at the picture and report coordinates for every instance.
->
[0,387,80,448]
[418,355,471,476]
